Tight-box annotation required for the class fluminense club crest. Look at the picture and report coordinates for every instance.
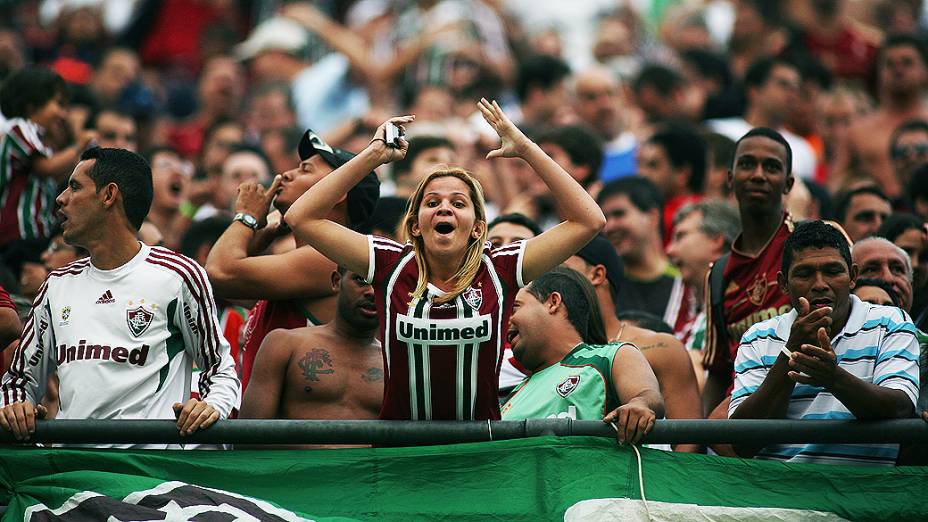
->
[463,287,482,310]
[556,375,581,398]
[126,306,154,338]
[747,272,768,306]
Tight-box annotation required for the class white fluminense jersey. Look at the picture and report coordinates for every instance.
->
[1,244,240,448]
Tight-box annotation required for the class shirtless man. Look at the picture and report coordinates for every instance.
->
[239,268,383,425]
[834,35,928,197]
[562,235,702,452]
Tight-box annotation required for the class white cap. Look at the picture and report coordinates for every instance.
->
[234,17,308,61]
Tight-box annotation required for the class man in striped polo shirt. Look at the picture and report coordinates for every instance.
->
[730,221,919,465]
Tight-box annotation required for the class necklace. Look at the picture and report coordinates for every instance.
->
[613,321,626,343]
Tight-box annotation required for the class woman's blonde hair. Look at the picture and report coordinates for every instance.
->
[401,168,488,304]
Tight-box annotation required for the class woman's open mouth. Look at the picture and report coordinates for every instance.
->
[435,222,456,235]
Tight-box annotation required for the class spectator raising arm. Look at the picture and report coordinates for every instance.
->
[32,130,97,181]
[284,115,415,276]
[282,3,458,86]
[477,99,606,283]
[286,100,604,284]
[206,176,339,301]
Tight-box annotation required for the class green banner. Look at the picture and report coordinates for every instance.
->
[1,437,927,521]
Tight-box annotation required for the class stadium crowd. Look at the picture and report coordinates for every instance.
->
[0,0,926,465]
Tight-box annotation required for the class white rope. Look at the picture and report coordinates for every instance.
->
[611,421,651,521]
[487,419,493,441]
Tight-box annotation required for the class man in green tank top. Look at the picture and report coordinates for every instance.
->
[501,268,664,445]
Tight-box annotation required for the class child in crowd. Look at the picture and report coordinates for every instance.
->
[0,66,95,252]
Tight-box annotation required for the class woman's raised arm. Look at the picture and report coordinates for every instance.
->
[285,116,414,275]
[478,99,605,283]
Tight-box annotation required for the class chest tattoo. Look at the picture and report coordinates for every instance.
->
[361,367,384,383]
[298,348,335,392]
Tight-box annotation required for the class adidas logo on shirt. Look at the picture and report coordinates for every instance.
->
[95,290,115,304]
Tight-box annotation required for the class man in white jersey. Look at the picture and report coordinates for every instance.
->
[730,221,919,465]
[0,147,240,446]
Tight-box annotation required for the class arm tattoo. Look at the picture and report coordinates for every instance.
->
[362,367,384,383]
[298,348,335,392]
[638,342,668,351]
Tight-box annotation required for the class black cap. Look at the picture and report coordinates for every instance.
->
[575,234,624,299]
[299,129,380,231]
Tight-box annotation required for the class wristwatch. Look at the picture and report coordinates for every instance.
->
[233,212,259,231]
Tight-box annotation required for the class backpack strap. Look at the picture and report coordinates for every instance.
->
[708,252,731,354]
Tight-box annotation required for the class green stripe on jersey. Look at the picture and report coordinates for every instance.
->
[19,177,36,238]
[158,299,185,391]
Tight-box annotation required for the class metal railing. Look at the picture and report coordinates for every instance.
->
[1,419,927,446]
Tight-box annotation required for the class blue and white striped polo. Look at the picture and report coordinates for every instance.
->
[729,295,919,466]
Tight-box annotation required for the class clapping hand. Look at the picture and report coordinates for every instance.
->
[786,297,833,353]
[478,98,532,160]
[788,326,838,388]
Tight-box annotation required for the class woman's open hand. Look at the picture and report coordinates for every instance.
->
[478,98,532,160]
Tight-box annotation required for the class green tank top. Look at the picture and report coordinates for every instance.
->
[501,342,629,421]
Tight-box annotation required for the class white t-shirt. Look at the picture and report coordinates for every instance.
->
[1,243,241,448]
[706,117,818,180]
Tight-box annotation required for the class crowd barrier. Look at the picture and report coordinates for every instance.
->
[3,420,928,520]
[2,418,927,445]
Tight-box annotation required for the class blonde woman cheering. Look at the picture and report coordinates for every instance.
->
[285,99,605,420]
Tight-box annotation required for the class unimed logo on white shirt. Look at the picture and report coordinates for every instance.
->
[55,341,150,367]
[396,314,492,345]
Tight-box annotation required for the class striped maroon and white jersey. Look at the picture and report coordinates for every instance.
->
[0,244,240,448]
[367,236,525,420]
[0,118,55,247]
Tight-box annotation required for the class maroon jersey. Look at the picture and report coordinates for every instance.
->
[239,299,322,392]
[0,285,14,311]
[704,215,793,385]
[367,236,524,420]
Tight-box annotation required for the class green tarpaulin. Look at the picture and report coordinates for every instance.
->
[1,436,926,521]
